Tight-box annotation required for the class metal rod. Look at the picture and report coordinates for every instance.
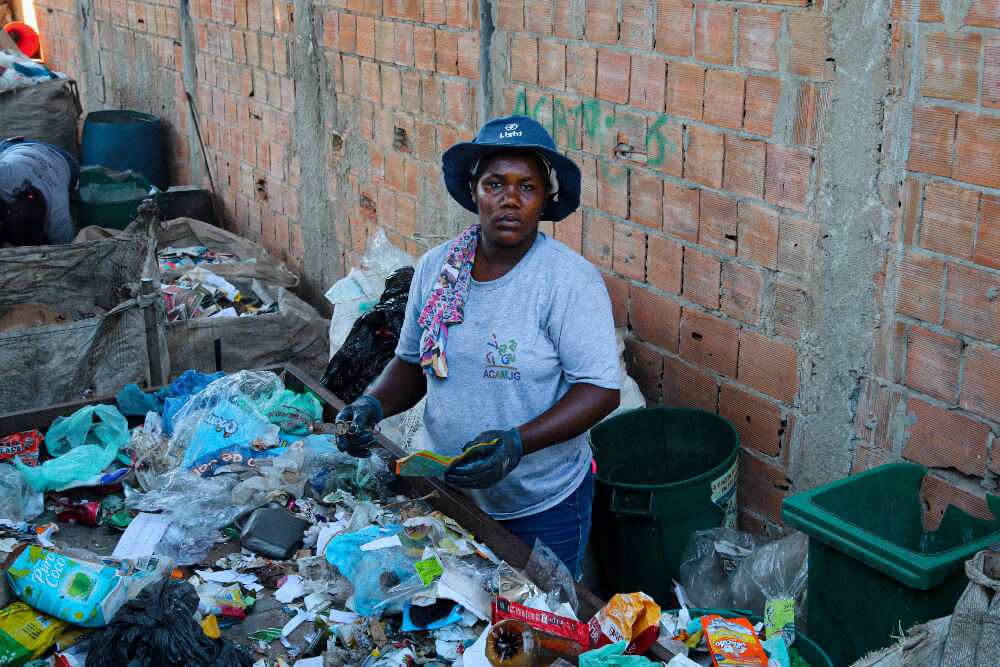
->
[184,90,220,221]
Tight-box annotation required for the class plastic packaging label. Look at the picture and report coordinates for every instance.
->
[710,460,738,529]
[414,556,443,586]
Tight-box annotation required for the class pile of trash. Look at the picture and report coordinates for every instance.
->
[162,267,279,321]
[0,48,65,92]
[158,245,241,272]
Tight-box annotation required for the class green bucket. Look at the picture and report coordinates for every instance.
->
[591,408,739,605]
[73,166,166,230]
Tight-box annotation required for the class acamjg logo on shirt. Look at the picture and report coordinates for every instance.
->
[499,123,522,139]
[483,334,521,380]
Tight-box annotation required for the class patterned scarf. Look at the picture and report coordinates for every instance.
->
[417,223,480,378]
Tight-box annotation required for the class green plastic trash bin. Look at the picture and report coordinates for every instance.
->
[73,166,166,230]
[591,408,739,606]
[782,463,1000,666]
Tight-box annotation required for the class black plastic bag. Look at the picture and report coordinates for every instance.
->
[321,266,415,403]
[85,579,253,667]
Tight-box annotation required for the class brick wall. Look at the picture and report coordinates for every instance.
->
[858,0,1000,523]
[28,0,1000,532]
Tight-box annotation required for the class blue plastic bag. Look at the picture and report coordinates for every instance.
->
[325,525,417,616]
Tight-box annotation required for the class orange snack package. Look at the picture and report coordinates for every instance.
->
[700,614,768,667]
[587,592,661,655]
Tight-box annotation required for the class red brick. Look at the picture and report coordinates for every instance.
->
[631,286,681,352]
[907,106,956,178]
[447,0,471,27]
[694,4,734,65]
[683,247,721,309]
[497,0,524,30]
[457,34,478,77]
[625,337,664,404]
[919,182,979,260]
[922,31,981,103]
[699,190,738,256]
[414,27,435,70]
[583,211,614,269]
[738,329,798,404]
[943,262,1000,344]
[630,54,666,112]
[737,202,778,269]
[920,475,995,532]
[510,35,537,83]
[629,169,662,229]
[555,209,584,254]
[738,452,791,524]
[663,181,700,242]
[765,144,811,213]
[384,0,421,20]
[666,61,705,121]
[621,0,655,49]
[737,8,780,72]
[425,0,447,23]
[898,178,922,246]
[646,116,683,177]
[775,280,808,340]
[905,398,990,477]
[721,383,783,456]
[975,195,1000,270]
[685,125,724,188]
[524,0,552,34]
[444,80,470,126]
[792,82,825,149]
[897,250,944,323]
[960,343,1000,422]
[722,262,763,325]
[538,40,566,90]
[983,36,1000,108]
[777,214,817,279]
[566,43,597,97]
[614,223,647,281]
[585,0,619,44]
[554,0,585,39]
[743,76,781,138]
[355,15,375,58]
[578,153,598,208]
[788,13,833,80]
[596,49,631,104]
[597,160,628,218]
[436,30,459,75]
[892,0,944,21]
[904,326,963,402]
[724,136,765,199]
[704,70,745,130]
[679,308,740,378]
[657,1,693,56]
[338,13,356,53]
[955,111,1000,189]
[966,0,1000,26]
[381,65,401,108]
[647,234,683,295]
[360,60,381,103]
[663,353,719,411]
[604,272,630,328]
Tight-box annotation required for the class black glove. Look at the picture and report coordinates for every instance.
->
[444,428,522,489]
[334,395,382,457]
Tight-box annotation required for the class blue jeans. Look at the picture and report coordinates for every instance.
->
[499,470,594,581]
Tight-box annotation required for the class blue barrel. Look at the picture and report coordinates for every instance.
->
[81,110,168,190]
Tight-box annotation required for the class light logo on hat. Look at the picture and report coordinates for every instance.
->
[499,123,522,139]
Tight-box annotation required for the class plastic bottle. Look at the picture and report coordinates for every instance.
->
[485,619,585,667]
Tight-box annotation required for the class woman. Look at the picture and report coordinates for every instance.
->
[0,137,80,246]
[336,115,620,579]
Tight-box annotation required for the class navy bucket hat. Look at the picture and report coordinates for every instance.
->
[441,115,582,222]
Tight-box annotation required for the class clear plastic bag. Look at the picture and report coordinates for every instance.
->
[678,528,769,610]
[524,539,579,616]
[0,463,44,522]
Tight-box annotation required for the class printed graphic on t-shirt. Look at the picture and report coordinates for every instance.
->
[483,334,521,380]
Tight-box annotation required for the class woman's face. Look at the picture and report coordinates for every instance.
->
[472,150,550,250]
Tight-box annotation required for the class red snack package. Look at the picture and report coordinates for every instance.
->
[491,597,590,649]
[0,429,42,466]
[587,592,661,655]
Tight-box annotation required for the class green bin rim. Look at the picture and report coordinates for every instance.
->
[782,463,1000,589]
[665,608,833,667]
[592,407,739,490]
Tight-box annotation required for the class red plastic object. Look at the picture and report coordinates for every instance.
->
[4,22,40,58]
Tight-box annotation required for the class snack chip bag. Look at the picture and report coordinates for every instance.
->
[0,430,42,466]
[587,592,661,655]
[700,615,768,667]
[0,601,69,666]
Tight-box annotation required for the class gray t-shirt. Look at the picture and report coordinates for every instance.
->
[396,232,620,519]
[0,142,75,244]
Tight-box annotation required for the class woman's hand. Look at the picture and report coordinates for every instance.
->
[334,395,383,457]
[444,428,523,489]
